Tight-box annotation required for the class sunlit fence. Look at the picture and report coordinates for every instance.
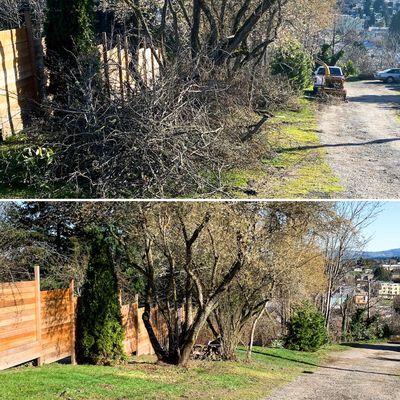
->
[0,16,161,140]
[0,266,163,371]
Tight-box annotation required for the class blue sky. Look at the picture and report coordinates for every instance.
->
[363,201,400,251]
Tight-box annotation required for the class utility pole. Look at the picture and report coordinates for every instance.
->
[367,278,371,320]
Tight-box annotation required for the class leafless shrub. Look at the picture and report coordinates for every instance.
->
[0,0,46,35]
[35,54,295,198]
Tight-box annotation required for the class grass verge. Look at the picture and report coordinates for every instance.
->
[0,345,345,400]
[224,98,343,198]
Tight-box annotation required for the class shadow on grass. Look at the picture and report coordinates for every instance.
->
[250,344,400,378]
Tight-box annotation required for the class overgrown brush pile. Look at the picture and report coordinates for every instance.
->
[28,58,296,198]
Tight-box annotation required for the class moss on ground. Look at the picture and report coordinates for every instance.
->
[223,98,343,198]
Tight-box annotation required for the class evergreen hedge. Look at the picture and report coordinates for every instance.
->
[76,227,126,365]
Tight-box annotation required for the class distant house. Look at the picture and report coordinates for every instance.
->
[354,292,368,305]
[382,264,400,272]
[378,282,400,298]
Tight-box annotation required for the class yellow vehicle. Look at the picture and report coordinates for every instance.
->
[313,59,347,100]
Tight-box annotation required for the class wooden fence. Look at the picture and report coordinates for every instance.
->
[0,24,36,139]
[0,20,161,140]
[102,33,161,99]
[0,266,163,371]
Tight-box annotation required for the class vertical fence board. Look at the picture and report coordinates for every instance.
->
[34,265,42,366]
[0,27,36,139]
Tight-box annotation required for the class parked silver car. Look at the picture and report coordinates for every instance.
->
[374,68,400,83]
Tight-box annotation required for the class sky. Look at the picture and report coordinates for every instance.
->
[363,201,400,251]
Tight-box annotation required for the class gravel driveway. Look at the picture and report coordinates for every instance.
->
[317,80,400,198]
[266,342,400,400]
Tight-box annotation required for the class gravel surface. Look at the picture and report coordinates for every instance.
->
[317,80,400,198]
[266,342,400,400]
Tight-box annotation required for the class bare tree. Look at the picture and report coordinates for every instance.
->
[321,202,380,328]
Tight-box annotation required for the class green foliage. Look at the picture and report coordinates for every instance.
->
[271,40,313,91]
[0,143,54,189]
[76,226,126,365]
[45,0,97,92]
[374,266,391,281]
[285,302,328,352]
[45,0,95,59]
[342,60,358,77]
[317,44,344,66]
[347,308,391,341]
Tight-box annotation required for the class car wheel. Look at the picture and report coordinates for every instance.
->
[387,76,395,83]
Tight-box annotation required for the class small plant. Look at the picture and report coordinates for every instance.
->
[342,60,358,77]
[270,339,284,348]
[0,144,54,188]
[285,302,328,351]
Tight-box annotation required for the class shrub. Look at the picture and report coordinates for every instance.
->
[285,302,328,351]
[0,143,54,189]
[342,60,358,77]
[76,226,126,365]
[347,309,391,341]
[271,39,313,91]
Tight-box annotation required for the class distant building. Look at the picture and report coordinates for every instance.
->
[378,282,400,298]
[382,264,400,272]
[367,26,389,39]
[354,292,369,305]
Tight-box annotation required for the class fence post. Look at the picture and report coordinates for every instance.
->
[123,36,130,90]
[116,34,124,99]
[23,10,39,101]
[102,32,111,98]
[134,296,140,355]
[69,278,76,365]
[34,265,43,366]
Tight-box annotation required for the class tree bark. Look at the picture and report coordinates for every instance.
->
[246,302,267,361]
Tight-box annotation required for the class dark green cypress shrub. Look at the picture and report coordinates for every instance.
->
[76,227,126,365]
[285,302,328,352]
[45,0,97,92]
[45,0,95,60]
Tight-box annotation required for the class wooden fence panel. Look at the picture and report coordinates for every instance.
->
[136,307,155,356]
[0,280,39,370]
[0,271,163,371]
[0,27,36,139]
[40,288,74,364]
[121,302,138,355]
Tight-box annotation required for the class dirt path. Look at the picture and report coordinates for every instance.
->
[266,343,400,400]
[317,80,400,198]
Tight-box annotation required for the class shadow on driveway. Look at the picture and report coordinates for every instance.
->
[250,343,400,378]
[277,138,400,153]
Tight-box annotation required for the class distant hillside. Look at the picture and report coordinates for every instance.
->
[361,248,400,259]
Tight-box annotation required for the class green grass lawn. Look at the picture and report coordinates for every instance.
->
[0,345,345,400]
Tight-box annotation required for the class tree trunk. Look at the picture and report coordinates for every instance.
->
[324,278,333,328]
[246,303,267,361]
